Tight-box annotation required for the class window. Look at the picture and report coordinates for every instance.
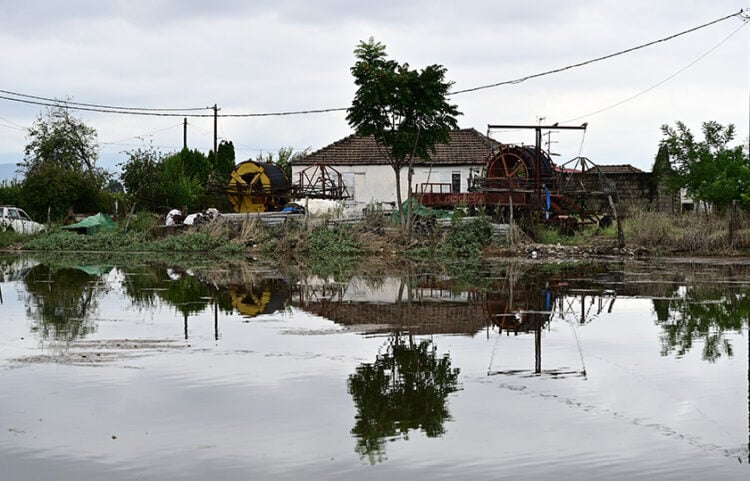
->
[343,173,355,200]
[451,172,461,193]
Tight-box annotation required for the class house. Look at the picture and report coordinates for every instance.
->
[291,128,500,209]
[292,129,679,215]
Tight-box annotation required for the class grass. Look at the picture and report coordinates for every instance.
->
[20,211,243,255]
[12,206,750,261]
[0,230,32,249]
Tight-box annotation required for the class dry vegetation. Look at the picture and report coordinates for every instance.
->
[622,208,750,255]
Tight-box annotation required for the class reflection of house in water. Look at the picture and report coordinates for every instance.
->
[292,276,488,336]
[292,265,622,340]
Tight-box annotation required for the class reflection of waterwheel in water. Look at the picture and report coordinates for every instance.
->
[229,282,288,318]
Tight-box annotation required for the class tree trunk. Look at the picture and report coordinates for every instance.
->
[405,130,421,237]
[393,165,404,227]
[406,164,414,237]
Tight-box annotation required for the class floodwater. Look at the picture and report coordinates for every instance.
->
[0,254,748,480]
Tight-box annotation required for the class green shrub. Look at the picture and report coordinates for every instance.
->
[0,230,30,249]
[307,225,362,257]
[123,211,160,235]
[438,216,493,258]
[0,180,24,206]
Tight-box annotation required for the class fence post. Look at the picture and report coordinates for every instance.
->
[728,200,737,247]
[608,195,625,250]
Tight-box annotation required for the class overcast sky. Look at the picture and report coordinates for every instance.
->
[0,0,748,177]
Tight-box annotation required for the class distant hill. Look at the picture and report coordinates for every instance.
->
[0,163,21,183]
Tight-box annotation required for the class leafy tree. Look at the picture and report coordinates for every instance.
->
[106,179,124,193]
[660,121,750,211]
[208,140,237,181]
[22,163,107,220]
[19,105,109,219]
[21,104,100,176]
[119,144,168,212]
[161,148,211,211]
[0,180,23,206]
[347,38,461,229]
[177,147,211,185]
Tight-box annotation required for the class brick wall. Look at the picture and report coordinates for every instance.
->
[562,172,678,214]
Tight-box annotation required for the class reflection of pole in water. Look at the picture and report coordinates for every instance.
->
[184,312,188,340]
[534,315,541,374]
[214,301,219,341]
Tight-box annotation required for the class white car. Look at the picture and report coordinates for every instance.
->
[0,206,45,234]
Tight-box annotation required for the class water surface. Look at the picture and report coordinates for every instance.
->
[1,255,748,480]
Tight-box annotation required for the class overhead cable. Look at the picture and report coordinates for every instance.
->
[562,18,749,123]
[0,89,209,112]
[0,9,744,117]
[451,9,745,95]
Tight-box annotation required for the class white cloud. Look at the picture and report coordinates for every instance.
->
[0,0,747,174]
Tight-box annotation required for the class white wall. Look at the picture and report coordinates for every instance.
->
[292,164,479,209]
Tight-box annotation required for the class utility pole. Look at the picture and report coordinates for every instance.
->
[212,104,219,158]
[183,117,188,150]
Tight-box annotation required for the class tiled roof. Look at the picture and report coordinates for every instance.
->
[589,164,645,174]
[293,128,501,166]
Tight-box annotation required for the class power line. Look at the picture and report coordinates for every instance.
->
[451,9,745,95]
[0,94,216,117]
[563,17,750,123]
[220,107,348,117]
[0,89,209,112]
[100,122,185,146]
[0,93,348,118]
[0,9,744,118]
[0,116,26,132]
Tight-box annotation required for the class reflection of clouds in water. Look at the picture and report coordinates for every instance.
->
[0,257,749,479]
[488,377,749,462]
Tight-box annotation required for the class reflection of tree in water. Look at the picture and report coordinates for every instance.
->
[122,265,234,318]
[347,335,460,463]
[653,284,750,362]
[23,265,107,341]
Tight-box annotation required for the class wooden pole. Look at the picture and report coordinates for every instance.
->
[608,195,624,249]
[509,195,514,247]
[731,202,736,246]
[212,104,219,158]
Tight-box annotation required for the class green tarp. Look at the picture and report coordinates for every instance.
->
[61,213,116,235]
[391,199,452,222]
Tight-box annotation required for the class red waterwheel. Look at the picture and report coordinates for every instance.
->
[485,148,531,190]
